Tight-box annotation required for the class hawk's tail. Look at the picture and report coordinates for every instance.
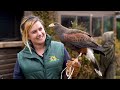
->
[94,69,102,76]
[92,60,102,76]
[86,48,102,77]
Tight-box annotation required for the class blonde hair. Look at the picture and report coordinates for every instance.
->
[20,15,44,54]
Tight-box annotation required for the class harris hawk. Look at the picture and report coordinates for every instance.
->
[49,22,105,77]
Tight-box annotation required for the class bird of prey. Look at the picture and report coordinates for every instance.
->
[49,22,105,77]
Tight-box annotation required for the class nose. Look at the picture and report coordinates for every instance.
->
[37,30,42,37]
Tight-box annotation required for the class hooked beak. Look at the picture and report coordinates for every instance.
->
[48,23,55,27]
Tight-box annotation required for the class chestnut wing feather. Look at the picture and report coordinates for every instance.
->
[63,33,99,49]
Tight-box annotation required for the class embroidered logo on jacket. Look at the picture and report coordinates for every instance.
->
[49,56,59,62]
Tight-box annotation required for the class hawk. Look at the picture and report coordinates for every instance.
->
[49,22,105,76]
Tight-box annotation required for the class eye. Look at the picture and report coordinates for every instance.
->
[31,30,37,34]
[38,27,42,31]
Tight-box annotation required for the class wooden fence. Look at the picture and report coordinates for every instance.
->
[0,41,22,79]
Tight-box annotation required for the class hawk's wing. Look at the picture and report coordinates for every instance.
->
[68,29,92,37]
[63,33,99,49]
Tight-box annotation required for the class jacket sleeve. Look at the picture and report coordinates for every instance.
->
[13,60,25,79]
[63,47,71,68]
[61,47,71,79]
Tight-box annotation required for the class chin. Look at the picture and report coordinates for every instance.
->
[38,39,45,44]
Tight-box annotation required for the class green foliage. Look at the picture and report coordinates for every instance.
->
[117,21,120,28]
[115,39,120,57]
[78,55,96,79]
[115,76,120,79]
[71,20,87,31]
[115,39,120,69]
[117,21,120,40]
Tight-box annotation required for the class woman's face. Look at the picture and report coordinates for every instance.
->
[28,21,46,45]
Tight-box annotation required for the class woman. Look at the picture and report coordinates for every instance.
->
[13,15,80,79]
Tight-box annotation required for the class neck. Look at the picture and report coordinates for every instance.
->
[33,43,46,56]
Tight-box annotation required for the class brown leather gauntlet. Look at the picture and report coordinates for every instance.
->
[66,58,81,78]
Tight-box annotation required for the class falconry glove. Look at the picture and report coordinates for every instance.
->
[66,58,81,79]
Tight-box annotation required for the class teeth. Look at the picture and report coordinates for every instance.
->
[37,37,43,39]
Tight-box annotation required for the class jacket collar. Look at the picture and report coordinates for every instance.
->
[22,34,52,59]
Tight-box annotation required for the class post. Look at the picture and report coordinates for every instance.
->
[100,31,115,79]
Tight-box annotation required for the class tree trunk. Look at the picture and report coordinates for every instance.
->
[100,31,116,79]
